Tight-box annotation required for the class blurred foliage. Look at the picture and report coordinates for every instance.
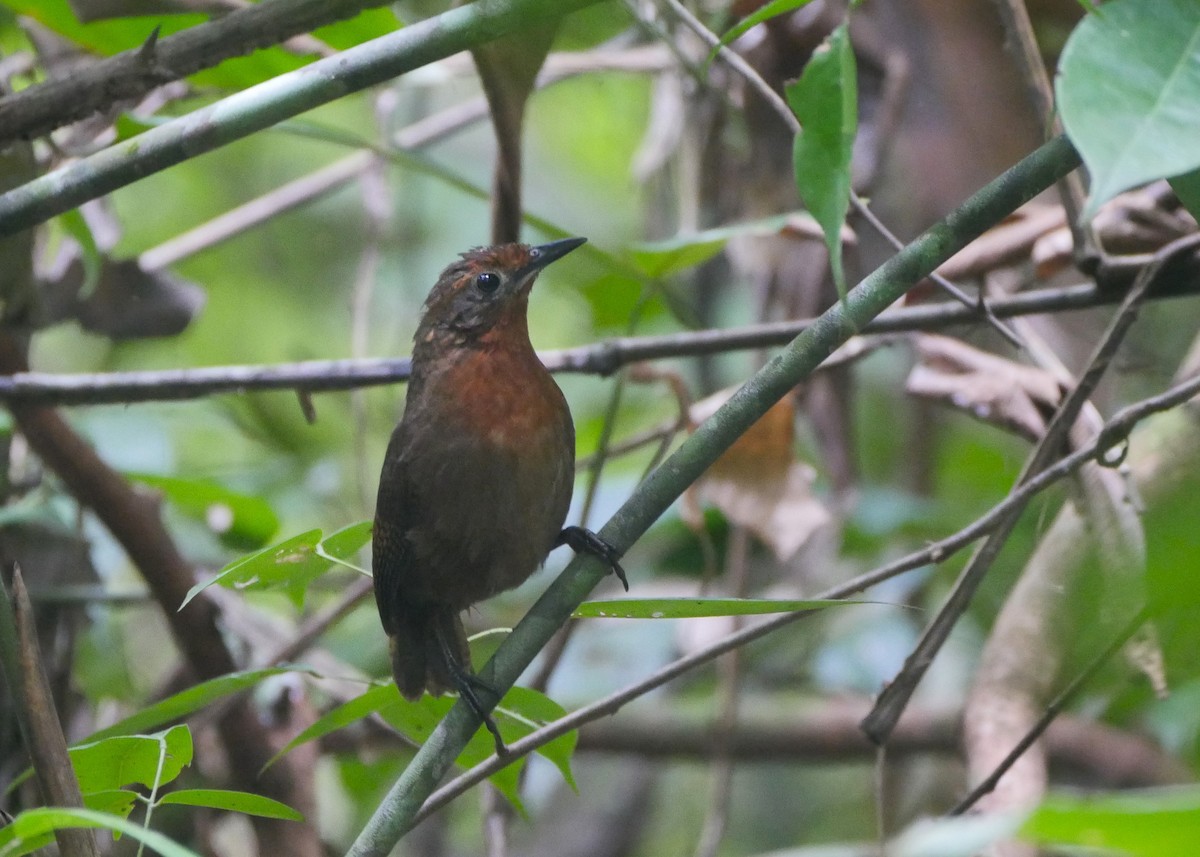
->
[0,0,1198,855]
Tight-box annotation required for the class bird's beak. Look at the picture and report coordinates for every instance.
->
[520,236,587,280]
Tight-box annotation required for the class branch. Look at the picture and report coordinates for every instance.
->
[0,0,607,239]
[8,274,1200,407]
[0,0,394,149]
[0,567,99,857]
[575,703,1185,787]
[861,232,1200,745]
[409,367,1200,826]
[0,336,320,857]
[344,134,1082,856]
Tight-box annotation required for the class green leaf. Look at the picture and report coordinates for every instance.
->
[86,666,305,743]
[130,473,279,550]
[180,522,370,610]
[379,695,525,812]
[629,213,803,278]
[158,789,303,822]
[315,519,374,573]
[56,209,101,294]
[81,789,139,819]
[70,725,192,794]
[1057,0,1200,218]
[708,0,817,63]
[573,597,858,619]
[1022,786,1200,857]
[786,23,857,296]
[497,686,576,790]
[264,683,397,771]
[311,7,402,51]
[1170,166,1200,222]
[0,807,201,857]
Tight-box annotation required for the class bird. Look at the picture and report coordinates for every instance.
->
[372,237,627,752]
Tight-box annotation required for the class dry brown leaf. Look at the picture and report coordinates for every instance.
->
[683,388,829,562]
[906,334,1064,442]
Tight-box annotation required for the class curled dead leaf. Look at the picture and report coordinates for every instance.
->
[906,334,1064,442]
[683,388,829,562]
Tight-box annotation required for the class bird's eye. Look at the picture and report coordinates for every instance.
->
[474,272,500,294]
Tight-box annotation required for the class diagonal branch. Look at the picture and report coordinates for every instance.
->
[344,134,1081,856]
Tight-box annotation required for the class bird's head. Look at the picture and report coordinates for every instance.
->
[417,237,586,341]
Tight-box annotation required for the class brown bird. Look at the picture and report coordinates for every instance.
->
[372,237,626,750]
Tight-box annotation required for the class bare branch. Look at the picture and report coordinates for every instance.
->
[3,276,1199,407]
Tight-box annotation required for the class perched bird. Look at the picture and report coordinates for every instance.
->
[372,237,626,750]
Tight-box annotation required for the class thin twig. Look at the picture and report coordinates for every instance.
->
[948,605,1151,816]
[990,0,1092,257]
[861,232,1200,744]
[693,526,750,857]
[4,277,1198,407]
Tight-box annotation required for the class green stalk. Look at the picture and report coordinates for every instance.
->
[0,0,608,239]
[347,134,1083,856]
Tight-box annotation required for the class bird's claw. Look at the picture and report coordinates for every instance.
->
[437,625,508,755]
[556,526,629,591]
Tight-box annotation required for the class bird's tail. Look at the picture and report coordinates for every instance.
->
[389,604,470,701]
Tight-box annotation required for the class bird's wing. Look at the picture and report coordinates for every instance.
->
[371,424,419,635]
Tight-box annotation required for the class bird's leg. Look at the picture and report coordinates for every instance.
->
[556,526,629,591]
[434,623,508,756]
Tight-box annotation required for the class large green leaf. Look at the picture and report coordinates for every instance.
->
[70,725,192,793]
[573,597,858,619]
[0,807,201,857]
[378,694,525,811]
[130,473,279,550]
[180,520,371,609]
[1057,0,1200,218]
[786,22,857,296]
[1023,787,1200,857]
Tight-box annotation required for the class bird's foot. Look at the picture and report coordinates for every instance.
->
[556,526,629,591]
[437,628,508,755]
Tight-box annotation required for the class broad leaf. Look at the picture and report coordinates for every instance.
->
[1170,166,1200,222]
[180,521,371,610]
[1057,0,1200,217]
[70,725,192,793]
[379,695,525,812]
[1023,786,1200,857]
[81,789,138,819]
[0,807,201,857]
[786,23,857,296]
[131,473,279,550]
